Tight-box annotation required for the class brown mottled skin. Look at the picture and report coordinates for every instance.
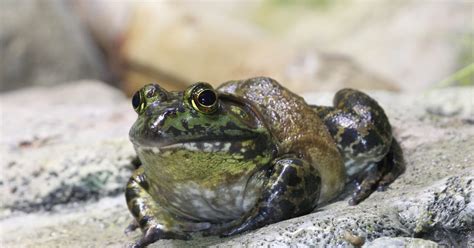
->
[125,77,405,247]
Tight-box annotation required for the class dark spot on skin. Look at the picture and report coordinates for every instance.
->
[305,174,321,193]
[167,126,186,137]
[282,165,297,179]
[297,199,315,214]
[182,153,191,159]
[285,167,301,187]
[229,142,243,154]
[131,203,142,218]
[139,215,153,228]
[323,118,340,137]
[278,200,296,215]
[291,188,305,198]
[222,121,252,134]
[177,104,186,113]
[352,130,381,153]
[189,109,200,118]
[286,171,301,187]
[340,128,359,148]
[181,119,189,129]
[195,141,206,151]
[125,186,140,202]
[145,107,154,117]
[138,175,150,191]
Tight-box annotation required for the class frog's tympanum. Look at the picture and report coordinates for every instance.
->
[125,77,405,247]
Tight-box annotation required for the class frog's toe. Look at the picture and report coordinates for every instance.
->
[131,226,191,248]
[124,220,139,235]
[219,225,248,237]
[348,177,379,206]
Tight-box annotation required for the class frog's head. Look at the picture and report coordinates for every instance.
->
[129,83,275,176]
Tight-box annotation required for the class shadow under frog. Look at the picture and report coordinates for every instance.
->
[125,77,405,247]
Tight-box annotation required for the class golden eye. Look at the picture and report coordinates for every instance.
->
[132,90,146,114]
[189,83,218,114]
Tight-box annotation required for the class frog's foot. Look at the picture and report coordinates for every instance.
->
[130,226,191,248]
[217,156,321,237]
[349,138,405,205]
[126,167,195,247]
[125,220,139,235]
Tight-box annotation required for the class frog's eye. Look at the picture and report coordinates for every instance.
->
[132,90,146,114]
[189,83,218,114]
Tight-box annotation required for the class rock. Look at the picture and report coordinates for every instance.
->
[363,237,438,248]
[0,0,107,92]
[0,81,473,247]
[0,81,136,214]
[75,0,472,94]
[118,2,398,96]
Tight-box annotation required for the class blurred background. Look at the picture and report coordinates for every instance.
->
[0,0,472,96]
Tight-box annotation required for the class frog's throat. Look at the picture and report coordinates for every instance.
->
[137,139,274,188]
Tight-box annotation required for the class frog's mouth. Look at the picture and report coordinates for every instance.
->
[136,136,273,156]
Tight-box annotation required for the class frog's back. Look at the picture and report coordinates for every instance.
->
[218,77,345,203]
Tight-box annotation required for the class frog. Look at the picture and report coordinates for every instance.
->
[125,77,405,247]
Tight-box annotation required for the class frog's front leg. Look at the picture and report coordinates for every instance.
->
[220,156,321,237]
[126,167,207,248]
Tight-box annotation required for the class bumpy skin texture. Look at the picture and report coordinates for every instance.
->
[125,77,405,247]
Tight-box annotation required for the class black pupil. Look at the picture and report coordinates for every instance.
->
[198,90,216,106]
[132,91,141,109]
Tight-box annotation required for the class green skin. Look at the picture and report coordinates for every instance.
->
[125,77,405,248]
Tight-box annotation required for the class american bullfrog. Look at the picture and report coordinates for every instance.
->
[125,77,405,247]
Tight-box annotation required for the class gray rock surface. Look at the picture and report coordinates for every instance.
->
[363,237,438,248]
[0,0,106,91]
[1,81,473,247]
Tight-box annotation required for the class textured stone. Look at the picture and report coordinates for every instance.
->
[363,237,439,248]
[0,81,473,247]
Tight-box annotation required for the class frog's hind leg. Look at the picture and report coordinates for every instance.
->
[126,167,208,247]
[349,138,405,205]
[218,156,321,237]
[313,88,405,205]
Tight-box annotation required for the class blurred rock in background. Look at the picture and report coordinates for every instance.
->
[74,0,472,95]
[1,0,472,94]
[0,0,107,91]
